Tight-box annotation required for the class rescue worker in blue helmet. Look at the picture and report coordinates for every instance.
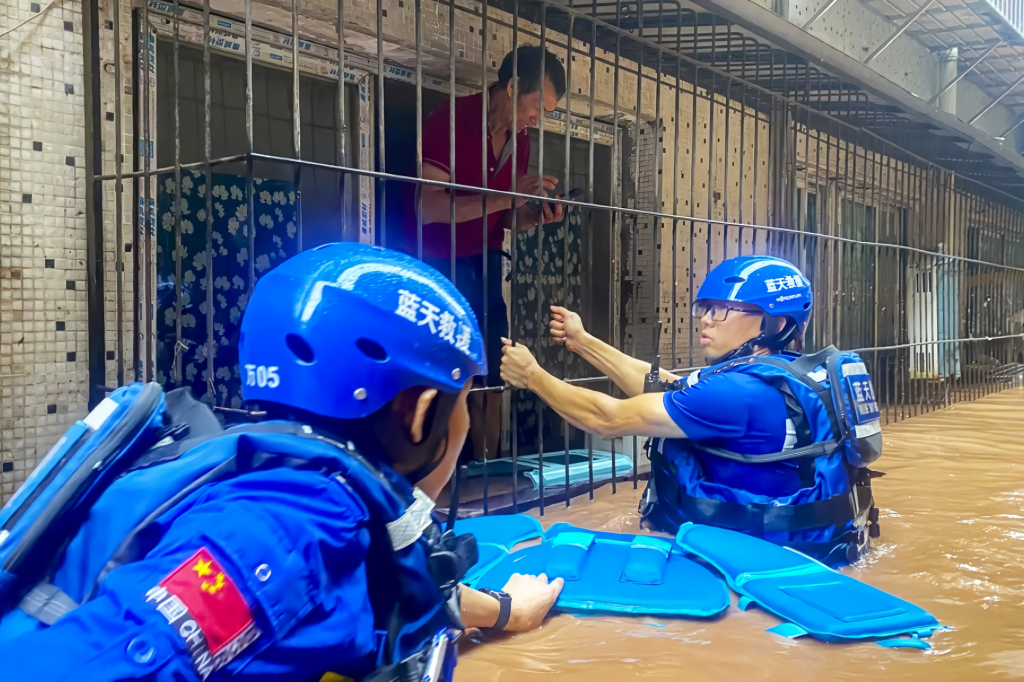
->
[0,242,562,681]
[501,255,883,566]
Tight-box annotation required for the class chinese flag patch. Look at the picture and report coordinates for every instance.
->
[145,548,261,680]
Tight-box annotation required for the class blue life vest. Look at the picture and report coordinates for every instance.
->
[639,346,884,567]
[0,383,472,681]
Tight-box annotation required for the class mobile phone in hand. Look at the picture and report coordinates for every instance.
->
[527,187,583,215]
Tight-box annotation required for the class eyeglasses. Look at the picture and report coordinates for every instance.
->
[691,301,763,322]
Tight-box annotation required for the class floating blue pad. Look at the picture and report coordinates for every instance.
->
[453,515,543,587]
[452,514,543,551]
[675,523,944,645]
[473,523,729,617]
[876,637,932,650]
[463,543,510,587]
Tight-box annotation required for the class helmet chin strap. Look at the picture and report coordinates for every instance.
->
[705,339,759,366]
[706,315,798,366]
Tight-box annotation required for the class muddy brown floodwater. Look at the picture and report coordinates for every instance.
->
[456,388,1024,681]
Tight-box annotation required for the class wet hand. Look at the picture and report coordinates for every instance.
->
[500,338,539,389]
[501,572,564,633]
[549,306,586,353]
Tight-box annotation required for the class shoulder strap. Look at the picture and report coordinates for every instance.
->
[89,423,395,596]
[690,348,845,464]
[785,346,838,378]
[692,441,839,464]
[90,424,469,648]
[19,420,466,675]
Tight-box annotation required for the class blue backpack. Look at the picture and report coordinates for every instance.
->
[0,383,473,682]
[0,383,168,611]
[681,345,883,468]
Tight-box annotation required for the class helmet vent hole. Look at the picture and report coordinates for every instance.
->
[286,333,316,364]
[356,338,388,362]
[803,302,811,310]
[724,276,745,283]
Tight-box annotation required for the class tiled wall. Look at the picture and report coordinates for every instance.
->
[657,94,772,368]
[0,0,89,503]
[97,0,135,389]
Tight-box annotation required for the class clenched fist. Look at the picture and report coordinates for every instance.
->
[500,338,539,389]
[549,306,587,353]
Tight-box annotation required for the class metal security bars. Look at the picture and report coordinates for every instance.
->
[79,0,1024,517]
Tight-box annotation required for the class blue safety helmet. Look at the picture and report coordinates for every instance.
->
[694,255,812,357]
[239,242,486,422]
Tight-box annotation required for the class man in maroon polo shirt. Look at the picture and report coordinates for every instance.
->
[405,46,567,462]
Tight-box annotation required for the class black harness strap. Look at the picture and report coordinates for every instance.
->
[676,485,872,534]
[767,376,817,488]
[688,348,847,465]
[648,454,871,534]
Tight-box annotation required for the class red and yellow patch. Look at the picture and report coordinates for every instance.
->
[145,547,261,679]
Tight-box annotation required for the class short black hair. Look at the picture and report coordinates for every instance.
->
[496,46,567,101]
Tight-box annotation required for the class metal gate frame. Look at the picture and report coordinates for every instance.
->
[82,0,1024,516]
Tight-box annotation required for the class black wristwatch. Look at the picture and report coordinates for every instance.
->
[477,588,512,634]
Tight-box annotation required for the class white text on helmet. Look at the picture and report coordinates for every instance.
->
[395,290,473,352]
[765,275,805,293]
[245,364,280,388]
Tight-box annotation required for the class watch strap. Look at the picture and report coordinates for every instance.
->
[477,589,512,634]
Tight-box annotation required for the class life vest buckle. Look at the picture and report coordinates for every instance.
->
[638,479,659,518]
[427,531,478,592]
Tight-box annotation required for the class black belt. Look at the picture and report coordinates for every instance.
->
[644,460,873,535]
[675,485,872,534]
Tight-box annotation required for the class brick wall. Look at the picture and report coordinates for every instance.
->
[0,0,89,502]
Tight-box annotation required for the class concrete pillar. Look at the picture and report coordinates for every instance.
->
[934,47,958,115]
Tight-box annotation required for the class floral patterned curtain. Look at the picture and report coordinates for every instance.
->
[512,207,584,453]
[156,171,300,407]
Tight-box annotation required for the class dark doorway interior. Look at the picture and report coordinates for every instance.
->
[156,42,360,248]
[379,79,449,251]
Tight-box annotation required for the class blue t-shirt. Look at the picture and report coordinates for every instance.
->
[662,371,801,496]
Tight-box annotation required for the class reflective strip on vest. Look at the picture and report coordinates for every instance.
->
[855,421,882,439]
[387,487,435,551]
[841,362,868,377]
[783,419,797,450]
